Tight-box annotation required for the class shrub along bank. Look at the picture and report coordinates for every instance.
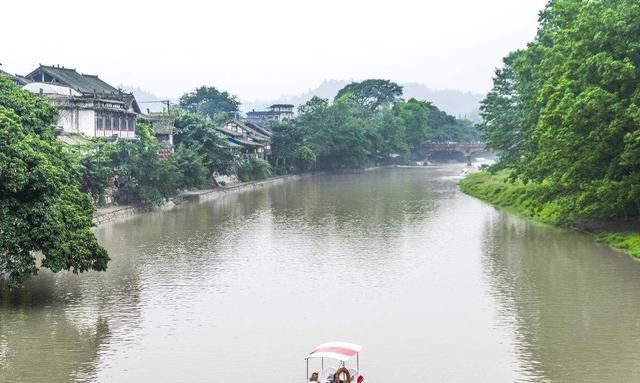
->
[459,171,640,259]
[463,1,640,260]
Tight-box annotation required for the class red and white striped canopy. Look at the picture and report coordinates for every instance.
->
[305,342,362,362]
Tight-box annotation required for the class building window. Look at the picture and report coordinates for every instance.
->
[128,117,135,131]
[105,116,112,130]
[96,114,104,130]
[114,117,120,130]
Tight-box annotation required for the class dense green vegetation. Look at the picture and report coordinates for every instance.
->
[271,79,477,173]
[596,232,640,258]
[179,86,240,122]
[0,78,109,285]
[460,171,640,258]
[479,0,640,222]
[237,157,272,182]
[460,171,575,225]
[467,0,640,257]
[77,112,244,206]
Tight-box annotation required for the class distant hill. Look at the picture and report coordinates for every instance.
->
[123,80,484,120]
[241,79,349,114]
[241,80,485,119]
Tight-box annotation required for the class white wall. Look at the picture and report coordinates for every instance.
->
[57,107,78,134]
[78,109,95,137]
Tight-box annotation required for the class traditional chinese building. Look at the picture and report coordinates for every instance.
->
[23,65,140,140]
[217,119,272,159]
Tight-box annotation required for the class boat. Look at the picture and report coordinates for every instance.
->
[304,342,364,383]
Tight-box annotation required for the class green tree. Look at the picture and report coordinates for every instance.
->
[393,98,430,151]
[424,103,479,142]
[302,95,370,169]
[480,0,640,220]
[367,109,408,159]
[173,145,208,189]
[237,157,272,182]
[113,122,180,205]
[76,140,117,205]
[335,79,403,111]
[271,120,305,173]
[173,112,236,180]
[179,86,240,120]
[294,145,316,172]
[0,78,108,285]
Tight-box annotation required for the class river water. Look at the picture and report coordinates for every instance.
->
[1,167,640,382]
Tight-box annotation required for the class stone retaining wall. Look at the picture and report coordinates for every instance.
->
[92,174,308,226]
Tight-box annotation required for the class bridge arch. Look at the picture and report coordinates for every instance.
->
[419,142,486,165]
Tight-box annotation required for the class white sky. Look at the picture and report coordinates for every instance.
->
[1,0,547,101]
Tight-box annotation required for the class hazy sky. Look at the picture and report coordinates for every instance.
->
[1,0,547,101]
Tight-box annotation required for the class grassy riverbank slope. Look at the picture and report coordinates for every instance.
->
[459,171,640,259]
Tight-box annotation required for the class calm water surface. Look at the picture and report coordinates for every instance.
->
[1,167,640,382]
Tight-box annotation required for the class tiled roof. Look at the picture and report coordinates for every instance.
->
[225,119,271,141]
[244,121,272,136]
[229,136,263,147]
[0,68,30,85]
[216,126,243,137]
[26,65,120,95]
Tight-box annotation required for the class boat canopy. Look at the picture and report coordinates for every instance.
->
[305,342,362,362]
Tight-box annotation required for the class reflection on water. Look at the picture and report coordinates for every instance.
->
[1,167,639,382]
[481,214,640,382]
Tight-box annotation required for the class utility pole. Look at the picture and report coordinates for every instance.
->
[138,100,171,114]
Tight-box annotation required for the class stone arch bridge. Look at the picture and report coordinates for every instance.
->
[419,142,487,165]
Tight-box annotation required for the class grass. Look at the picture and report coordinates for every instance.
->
[460,171,640,259]
[595,232,640,258]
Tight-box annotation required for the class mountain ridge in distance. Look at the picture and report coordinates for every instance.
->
[241,79,484,120]
[122,80,485,120]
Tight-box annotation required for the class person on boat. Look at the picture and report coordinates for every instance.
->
[309,372,320,382]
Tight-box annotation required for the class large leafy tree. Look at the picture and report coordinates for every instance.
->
[179,86,240,120]
[0,78,109,285]
[480,0,640,219]
[300,95,370,169]
[366,109,408,158]
[335,79,403,111]
[173,112,236,178]
[271,120,308,172]
[173,145,208,189]
[75,140,117,205]
[393,98,430,150]
[112,122,181,205]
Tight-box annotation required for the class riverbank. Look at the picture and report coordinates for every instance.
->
[93,174,309,226]
[459,171,640,259]
[93,166,394,226]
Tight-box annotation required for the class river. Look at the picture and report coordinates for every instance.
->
[1,166,640,382]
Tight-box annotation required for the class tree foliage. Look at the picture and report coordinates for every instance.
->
[111,122,181,205]
[480,0,640,220]
[179,86,240,120]
[173,145,208,189]
[335,79,403,111]
[237,157,272,182]
[173,112,236,177]
[271,82,478,171]
[0,78,108,285]
[393,98,430,150]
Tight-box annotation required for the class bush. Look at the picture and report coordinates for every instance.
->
[174,145,208,189]
[237,157,272,182]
